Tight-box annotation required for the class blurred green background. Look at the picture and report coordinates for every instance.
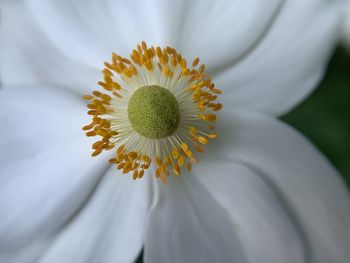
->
[283,46,350,186]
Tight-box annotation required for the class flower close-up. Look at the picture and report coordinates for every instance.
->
[1,0,350,263]
[82,43,222,183]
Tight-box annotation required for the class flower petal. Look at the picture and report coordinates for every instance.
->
[215,0,343,116]
[24,0,167,68]
[206,111,350,262]
[0,239,52,263]
[39,169,152,263]
[177,0,283,72]
[193,162,310,263]
[24,0,282,71]
[0,85,109,250]
[0,1,100,94]
[143,175,248,263]
[0,85,84,150]
[342,0,350,48]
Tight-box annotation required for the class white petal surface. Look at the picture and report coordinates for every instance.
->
[165,0,283,72]
[342,0,350,48]
[24,0,166,67]
[0,85,84,152]
[24,0,282,72]
[0,239,52,263]
[216,0,343,116]
[191,162,309,263]
[0,1,100,94]
[39,168,152,263]
[0,86,109,251]
[144,175,248,263]
[201,111,350,263]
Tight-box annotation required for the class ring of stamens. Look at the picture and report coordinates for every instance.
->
[83,41,223,183]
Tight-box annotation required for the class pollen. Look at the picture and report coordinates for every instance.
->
[83,42,223,183]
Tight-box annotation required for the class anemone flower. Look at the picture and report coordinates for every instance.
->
[1,0,350,263]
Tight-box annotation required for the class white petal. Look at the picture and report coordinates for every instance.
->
[39,168,152,263]
[144,175,248,263]
[205,111,350,262]
[24,0,282,71]
[0,86,109,250]
[178,0,283,73]
[193,162,309,263]
[0,85,84,150]
[342,0,350,48]
[0,1,100,94]
[215,0,343,116]
[24,0,168,68]
[0,239,52,263]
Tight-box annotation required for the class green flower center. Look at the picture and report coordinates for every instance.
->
[127,85,180,139]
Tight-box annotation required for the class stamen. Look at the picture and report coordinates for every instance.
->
[83,42,223,183]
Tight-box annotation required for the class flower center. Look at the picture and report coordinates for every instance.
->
[128,85,180,139]
[82,42,223,183]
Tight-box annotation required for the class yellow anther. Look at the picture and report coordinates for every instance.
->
[112,91,122,98]
[92,149,102,157]
[86,131,97,137]
[178,156,185,167]
[132,170,139,180]
[180,59,187,69]
[145,60,153,70]
[213,103,223,111]
[180,142,189,151]
[141,155,150,163]
[198,136,208,145]
[92,141,104,149]
[194,144,204,153]
[116,152,124,163]
[160,174,167,184]
[132,162,139,170]
[123,162,132,170]
[141,41,147,51]
[109,158,116,164]
[187,163,192,172]
[192,57,200,67]
[189,126,197,135]
[82,124,94,131]
[171,56,177,67]
[155,157,163,166]
[117,145,125,153]
[207,114,217,122]
[156,46,163,58]
[212,88,222,94]
[83,95,93,100]
[127,152,138,161]
[173,164,181,176]
[162,53,169,65]
[165,156,172,165]
[172,148,180,159]
[92,91,102,97]
[208,133,218,139]
[138,169,145,178]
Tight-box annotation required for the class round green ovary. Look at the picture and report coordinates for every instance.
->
[128,85,180,139]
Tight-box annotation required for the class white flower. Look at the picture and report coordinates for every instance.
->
[1,0,350,263]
